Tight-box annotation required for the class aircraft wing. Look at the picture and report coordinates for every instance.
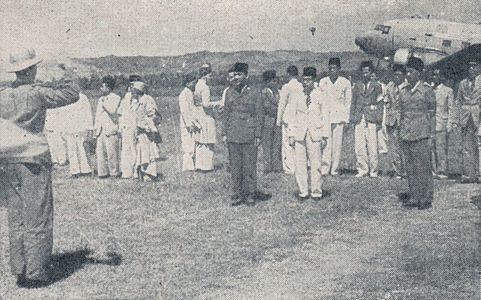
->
[428,43,481,81]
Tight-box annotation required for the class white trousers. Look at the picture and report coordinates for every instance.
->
[180,127,195,171]
[66,133,91,175]
[282,124,296,174]
[378,125,388,154]
[120,128,137,178]
[321,123,344,175]
[45,130,67,165]
[96,133,120,177]
[355,117,379,175]
[195,143,214,171]
[295,130,323,197]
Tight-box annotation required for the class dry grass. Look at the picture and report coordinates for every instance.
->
[0,96,479,300]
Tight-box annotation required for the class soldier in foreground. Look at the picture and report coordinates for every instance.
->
[399,57,436,210]
[222,63,271,206]
[0,48,80,288]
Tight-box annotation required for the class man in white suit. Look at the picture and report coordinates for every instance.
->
[64,92,93,177]
[319,57,352,176]
[285,67,329,201]
[277,65,302,174]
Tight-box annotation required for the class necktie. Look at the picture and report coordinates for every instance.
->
[306,93,311,108]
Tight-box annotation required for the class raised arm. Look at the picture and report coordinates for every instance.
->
[36,81,80,109]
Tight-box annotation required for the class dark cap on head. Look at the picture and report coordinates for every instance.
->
[303,67,317,78]
[262,70,276,82]
[182,72,197,86]
[287,65,298,76]
[328,57,341,68]
[233,62,249,75]
[360,60,374,70]
[392,64,406,74]
[102,75,116,90]
[406,57,424,72]
[129,74,142,82]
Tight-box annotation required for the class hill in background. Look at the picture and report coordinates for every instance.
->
[73,50,370,76]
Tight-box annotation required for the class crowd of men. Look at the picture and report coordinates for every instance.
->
[179,57,481,207]
[0,46,480,288]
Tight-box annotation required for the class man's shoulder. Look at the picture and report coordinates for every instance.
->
[109,93,121,100]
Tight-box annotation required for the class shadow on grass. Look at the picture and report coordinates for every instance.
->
[49,249,122,284]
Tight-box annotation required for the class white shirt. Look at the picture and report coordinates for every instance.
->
[277,78,303,126]
[178,87,196,128]
[318,76,352,124]
[95,92,121,135]
[64,93,93,133]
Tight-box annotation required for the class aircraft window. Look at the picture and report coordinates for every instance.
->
[381,26,391,34]
[442,40,452,47]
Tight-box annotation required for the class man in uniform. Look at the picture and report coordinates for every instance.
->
[319,57,352,176]
[222,62,271,206]
[456,61,480,183]
[399,57,436,210]
[0,48,80,288]
[277,65,302,174]
[383,64,408,178]
[95,75,121,178]
[350,61,384,177]
[431,69,455,179]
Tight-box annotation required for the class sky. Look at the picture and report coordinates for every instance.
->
[0,0,480,60]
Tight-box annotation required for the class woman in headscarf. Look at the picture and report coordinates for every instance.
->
[131,81,162,181]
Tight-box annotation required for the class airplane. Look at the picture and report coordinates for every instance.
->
[355,16,481,80]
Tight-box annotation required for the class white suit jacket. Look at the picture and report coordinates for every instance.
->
[285,88,330,142]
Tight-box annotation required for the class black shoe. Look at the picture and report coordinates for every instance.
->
[418,202,432,210]
[17,278,51,289]
[251,191,272,202]
[297,194,309,202]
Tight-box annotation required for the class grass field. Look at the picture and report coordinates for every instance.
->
[0,96,479,299]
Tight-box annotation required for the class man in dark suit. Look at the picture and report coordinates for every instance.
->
[222,63,271,206]
[399,57,436,210]
[350,61,384,177]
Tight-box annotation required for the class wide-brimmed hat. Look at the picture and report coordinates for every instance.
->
[6,48,43,73]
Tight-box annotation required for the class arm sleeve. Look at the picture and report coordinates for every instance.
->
[276,86,288,126]
[221,93,231,137]
[344,82,352,122]
[37,82,80,109]
[446,89,454,127]
[179,92,193,128]
[255,89,264,138]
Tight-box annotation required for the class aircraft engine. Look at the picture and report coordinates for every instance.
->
[393,48,412,65]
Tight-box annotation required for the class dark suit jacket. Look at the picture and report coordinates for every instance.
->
[399,82,436,142]
[350,81,384,125]
[222,85,264,144]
